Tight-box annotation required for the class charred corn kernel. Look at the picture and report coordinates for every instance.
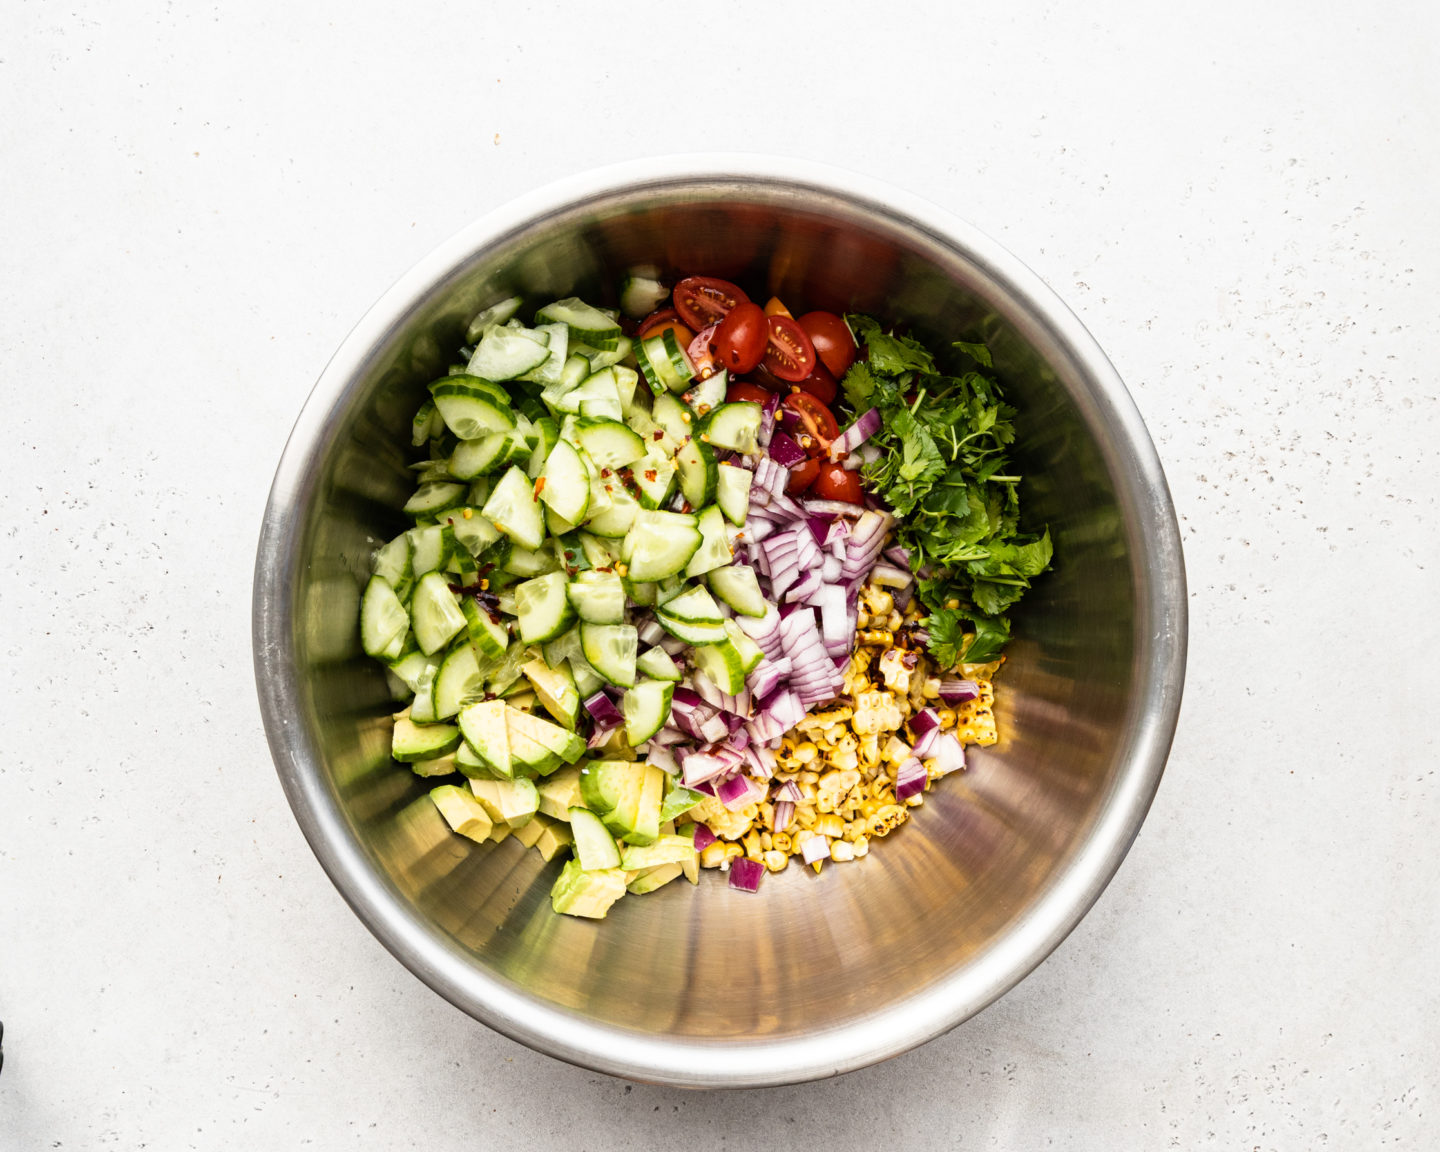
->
[886,610,903,631]
[921,677,941,699]
[763,850,789,873]
[772,831,792,853]
[795,806,817,830]
[723,841,744,862]
[856,610,871,629]
[798,769,820,784]
[883,735,912,765]
[906,793,925,807]
[830,840,856,863]
[867,805,908,838]
[923,757,942,781]
[742,830,763,859]
[759,830,773,852]
[843,820,862,840]
[699,842,728,869]
[852,835,870,857]
[937,708,957,729]
[461,507,473,520]
[860,629,893,646]
[794,742,818,765]
[860,798,880,818]
[816,814,845,839]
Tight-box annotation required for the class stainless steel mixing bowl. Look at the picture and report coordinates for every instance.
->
[253,156,1186,1088]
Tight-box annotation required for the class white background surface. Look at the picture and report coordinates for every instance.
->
[3,0,1437,1146]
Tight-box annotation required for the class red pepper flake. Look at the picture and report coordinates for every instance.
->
[652,430,664,441]
[601,467,612,478]
[643,469,657,482]
[534,477,546,496]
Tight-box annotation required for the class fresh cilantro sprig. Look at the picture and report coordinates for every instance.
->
[841,315,1052,666]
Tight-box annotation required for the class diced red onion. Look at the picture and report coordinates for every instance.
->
[769,430,807,468]
[659,635,689,656]
[883,545,911,568]
[681,751,731,787]
[830,407,882,457]
[801,499,865,520]
[785,569,824,604]
[910,707,940,736]
[691,823,717,852]
[820,555,842,583]
[717,774,759,809]
[773,779,804,804]
[772,800,794,833]
[698,714,730,744]
[930,732,966,776]
[583,691,623,728]
[801,836,830,865]
[728,856,764,892]
[650,726,687,747]
[939,678,982,705]
[646,745,679,774]
[895,757,928,801]
[637,619,666,646]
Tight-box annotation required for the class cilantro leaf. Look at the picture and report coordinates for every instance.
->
[924,606,968,669]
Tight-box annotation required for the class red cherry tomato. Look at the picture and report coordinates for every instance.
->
[811,463,865,505]
[710,301,767,374]
[781,392,839,457]
[786,458,820,495]
[636,307,680,338]
[792,358,838,406]
[797,311,858,378]
[726,381,773,406]
[672,276,749,331]
[763,315,816,383]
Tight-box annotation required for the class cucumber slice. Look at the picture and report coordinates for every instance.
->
[460,597,509,660]
[637,329,693,395]
[657,584,723,624]
[707,563,768,618]
[407,523,450,578]
[431,382,517,441]
[576,337,634,374]
[360,576,409,660]
[620,269,668,319]
[621,510,702,582]
[411,571,466,654]
[715,463,753,526]
[702,401,763,455]
[526,416,560,479]
[583,484,639,538]
[567,570,626,624]
[429,373,511,407]
[433,642,489,719]
[623,678,675,746]
[450,430,524,480]
[514,571,575,644]
[403,481,466,519]
[691,637,748,695]
[538,438,591,524]
[723,618,766,674]
[577,532,620,569]
[580,622,638,688]
[684,505,733,578]
[372,532,412,586]
[674,436,718,509]
[465,296,523,343]
[468,325,551,381]
[446,509,501,560]
[650,392,694,443]
[392,715,461,762]
[545,504,579,539]
[521,657,580,730]
[629,451,676,510]
[536,297,623,351]
[681,369,727,415]
[388,649,439,693]
[653,612,727,645]
[573,418,646,471]
[411,399,441,447]
[543,369,620,417]
[519,322,569,386]
[481,465,546,551]
[635,646,682,682]
[568,808,623,871]
[457,699,512,778]
[503,544,561,577]
[484,639,528,697]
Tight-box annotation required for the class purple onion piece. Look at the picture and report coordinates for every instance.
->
[938,679,981,705]
[728,856,764,893]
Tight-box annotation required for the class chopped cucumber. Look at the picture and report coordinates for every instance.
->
[637,328,693,394]
[681,369,727,415]
[460,597,509,660]
[623,678,674,745]
[519,322,569,386]
[411,571,466,655]
[465,296,523,343]
[622,510,701,582]
[526,416,560,479]
[635,646,682,682]
[650,392,693,443]
[573,418,646,471]
[620,268,668,319]
[433,641,489,719]
[569,807,623,871]
[538,438,591,524]
[469,325,551,381]
[723,618,766,674]
[403,481,466,519]
[514,571,575,645]
[360,576,409,661]
[481,465,546,551]
[408,523,450,577]
[656,584,723,624]
[431,381,517,441]
[536,297,623,351]
[691,636,749,695]
[582,484,639,538]
[630,451,677,510]
[702,401,763,455]
[580,622,638,688]
[715,463,753,526]
[567,570,626,624]
[707,563,768,617]
[372,532,413,587]
[684,505,733,578]
[674,435,718,509]
[653,611,727,645]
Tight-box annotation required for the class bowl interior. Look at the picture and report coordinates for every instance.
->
[257,166,1184,1086]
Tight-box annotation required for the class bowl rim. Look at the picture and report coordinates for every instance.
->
[253,153,1187,1088]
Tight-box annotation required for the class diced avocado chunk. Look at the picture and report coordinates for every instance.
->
[621,764,667,846]
[468,777,539,828]
[457,699,512,778]
[535,818,574,862]
[568,807,623,871]
[536,766,583,820]
[658,781,706,823]
[392,716,461,762]
[549,857,627,919]
[626,861,684,894]
[521,657,580,730]
[510,811,549,848]
[618,832,700,871]
[578,760,646,818]
[429,784,494,843]
[507,707,586,766]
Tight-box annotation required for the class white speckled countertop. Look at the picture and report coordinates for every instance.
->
[3,1,1436,1145]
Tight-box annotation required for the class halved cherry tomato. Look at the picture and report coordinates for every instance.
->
[763,315,816,383]
[726,381,774,406]
[672,276,748,331]
[786,458,820,495]
[798,311,858,378]
[792,358,838,405]
[636,306,680,338]
[710,301,767,374]
[811,463,864,505]
[764,296,793,319]
[781,392,839,457]
[643,317,696,348]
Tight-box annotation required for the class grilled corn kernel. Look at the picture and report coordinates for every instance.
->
[859,629,893,646]
[852,835,870,858]
[798,769,820,785]
[772,831,792,853]
[922,677,941,699]
[905,793,924,807]
[795,806,817,830]
[723,841,744,861]
[830,840,856,863]
[742,830,763,859]
[793,742,818,765]
[937,708,957,729]
[759,831,773,852]
[866,805,908,838]
[816,814,845,839]
[699,842,728,869]
[763,850,789,873]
